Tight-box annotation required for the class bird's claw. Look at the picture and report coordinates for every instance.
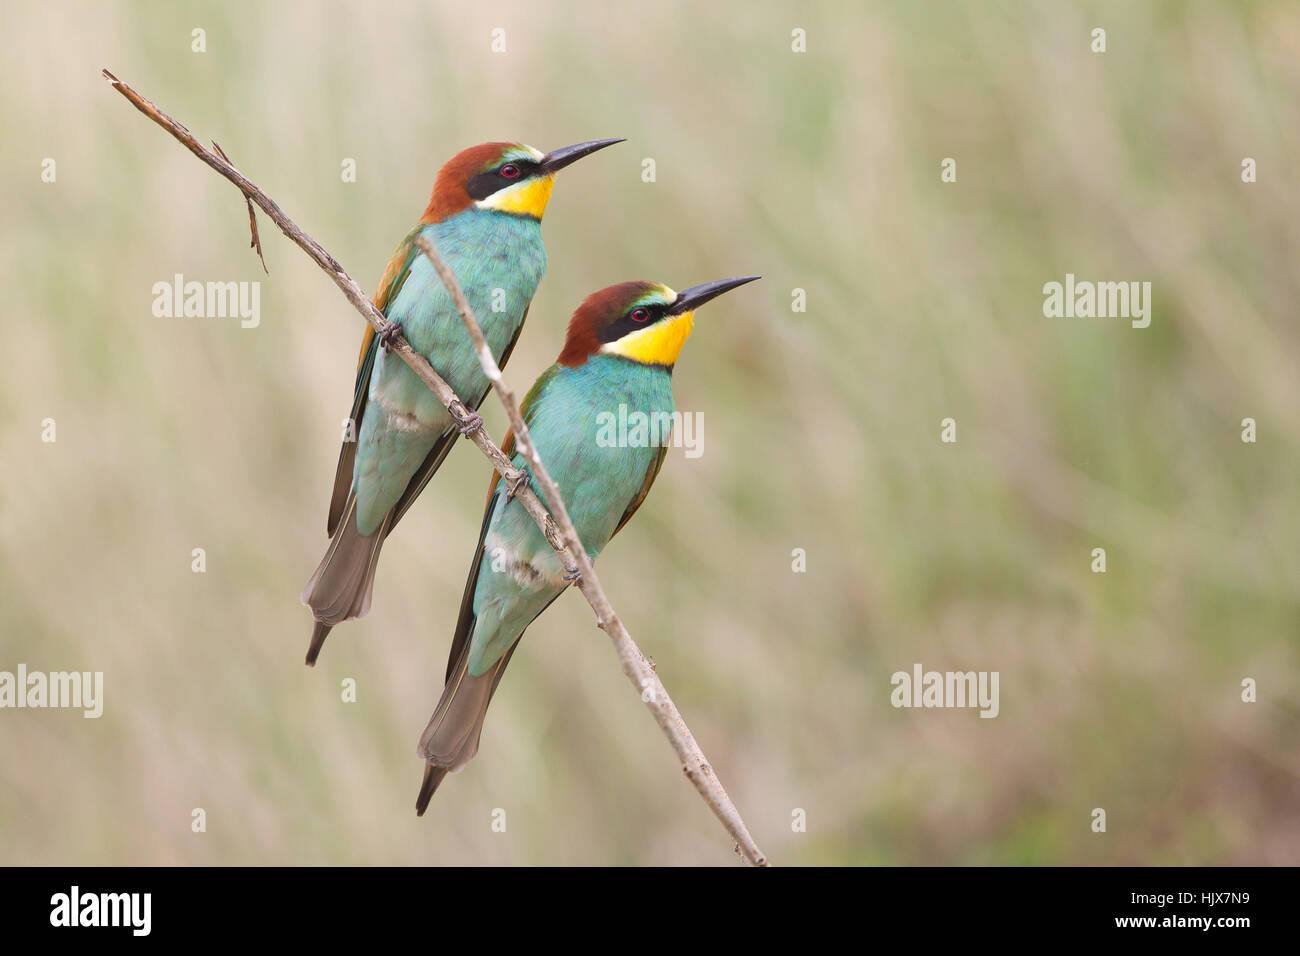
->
[505,471,530,501]
[562,565,582,584]
[378,320,403,351]
[456,411,484,436]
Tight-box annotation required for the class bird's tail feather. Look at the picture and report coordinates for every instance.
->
[301,495,389,665]
[305,621,332,667]
[415,765,448,816]
[415,638,518,814]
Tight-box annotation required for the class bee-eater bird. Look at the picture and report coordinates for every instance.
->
[414,275,760,812]
[302,138,624,666]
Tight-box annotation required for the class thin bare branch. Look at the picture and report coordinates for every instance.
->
[104,68,767,867]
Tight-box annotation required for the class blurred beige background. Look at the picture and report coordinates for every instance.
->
[1,0,1297,865]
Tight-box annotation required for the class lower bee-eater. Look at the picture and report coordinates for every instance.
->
[301,138,623,666]
[414,275,760,811]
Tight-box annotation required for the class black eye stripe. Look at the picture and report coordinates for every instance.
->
[465,160,540,200]
[597,304,667,344]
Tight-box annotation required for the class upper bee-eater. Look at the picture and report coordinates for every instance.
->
[414,275,760,812]
[302,138,624,666]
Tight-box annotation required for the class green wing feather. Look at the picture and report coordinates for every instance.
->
[613,443,668,538]
[444,487,495,681]
[444,450,662,683]
[388,306,530,531]
[445,364,567,679]
[326,332,378,534]
[326,227,423,535]
[443,487,562,684]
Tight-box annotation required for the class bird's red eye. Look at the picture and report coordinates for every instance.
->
[631,308,650,323]
[500,164,520,179]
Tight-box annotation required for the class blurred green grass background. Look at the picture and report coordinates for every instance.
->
[1,0,1297,865]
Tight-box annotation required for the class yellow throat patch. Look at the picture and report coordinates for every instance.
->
[478,174,556,219]
[602,311,695,367]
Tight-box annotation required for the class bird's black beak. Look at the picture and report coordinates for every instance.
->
[540,138,625,173]
[666,276,762,315]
